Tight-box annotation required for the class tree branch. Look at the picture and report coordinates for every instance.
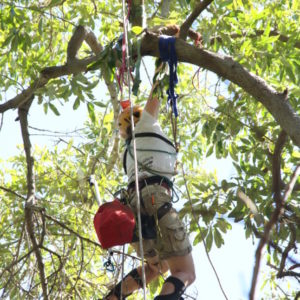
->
[43,213,101,248]
[277,225,296,278]
[0,26,102,114]
[283,165,300,201]
[252,226,299,265]
[249,131,287,300]
[18,97,49,299]
[140,33,300,147]
[0,185,26,200]
[67,25,87,61]
[210,30,300,50]
[0,249,34,279]
[179,0,214,40]
[129,0,145,27]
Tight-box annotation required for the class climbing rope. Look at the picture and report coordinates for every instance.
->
[121,0,147,299]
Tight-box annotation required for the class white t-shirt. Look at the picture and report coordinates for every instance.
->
[125,110,177,184]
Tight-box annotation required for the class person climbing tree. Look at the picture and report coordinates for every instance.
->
[104,84,195,300]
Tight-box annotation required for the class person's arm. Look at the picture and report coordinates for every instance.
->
[144,82,160,119]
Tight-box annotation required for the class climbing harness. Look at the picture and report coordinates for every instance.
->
[153,276,185,300]
[104,268,143,300]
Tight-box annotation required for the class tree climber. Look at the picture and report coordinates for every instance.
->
[104,85,195,300]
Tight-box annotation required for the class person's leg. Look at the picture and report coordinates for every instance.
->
[105,256,169,300]
[159,253,195,295]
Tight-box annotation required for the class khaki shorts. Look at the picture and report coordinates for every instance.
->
[128,184,192,260]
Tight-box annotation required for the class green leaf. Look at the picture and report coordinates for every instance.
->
[49,103,60,116]
[219,0,233,8]
[214,227,224,248]
[286,60,296,83]
[87,102,95,123]
[217,218,231,233]
[10,34,19,51]
[206,145,214,157]
[73,97,81,110]
[49,0,62,6]
[94,101,106,108]
[205,229,213,252]
[2,33,14,48]
[38,18,43,35]
[43,103,48,114]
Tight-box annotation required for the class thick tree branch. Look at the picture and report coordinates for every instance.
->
[150,24,201,45]
[249,131,287,300]
[179,0,214,40]
[130,0,145,27]
[140,33,300,147]
[67,25,87,61]
[18,98,49,299]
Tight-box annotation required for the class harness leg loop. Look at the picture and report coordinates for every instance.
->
[103,268,143,300]
[153,276,185,300]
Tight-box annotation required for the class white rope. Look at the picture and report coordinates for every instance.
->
[120,245,125,297]
[121,1,147,299]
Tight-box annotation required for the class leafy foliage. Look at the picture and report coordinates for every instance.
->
[0,0,299,299]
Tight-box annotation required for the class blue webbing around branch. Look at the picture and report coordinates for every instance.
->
[158,35,179,117]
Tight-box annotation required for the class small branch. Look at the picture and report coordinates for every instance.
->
[0,249,34,279]
[289,264,300,271]
[249,131,287,300]
[272,131,288,206]
[277,225,296,278]
[210,30,300,50]
[18,96,35,203]
[44,213,100,248]
[0,185,26,200]
[283,165,300,201]
[0,76,48,113]
[278,270,300,278]
[252,226,299,265]
[179,0,214,41]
